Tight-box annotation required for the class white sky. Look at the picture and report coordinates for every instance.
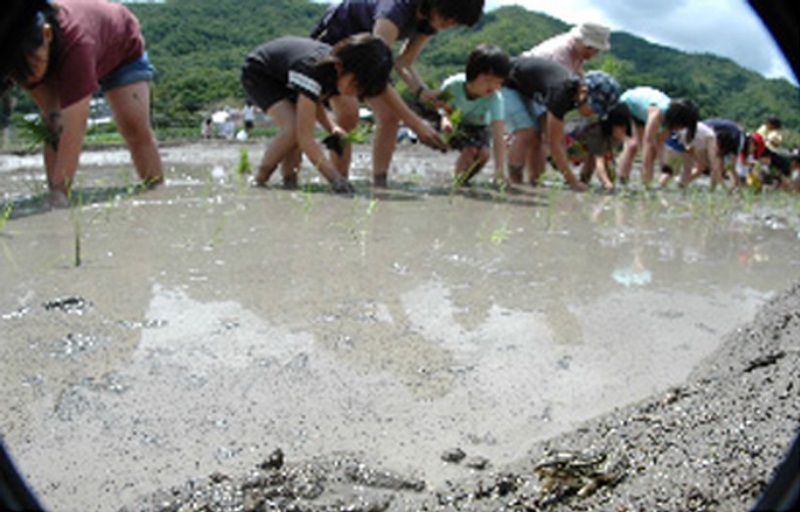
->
[485,0,797,85]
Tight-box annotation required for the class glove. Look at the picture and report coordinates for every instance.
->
[322,133,345,156]
[331,176,355,194]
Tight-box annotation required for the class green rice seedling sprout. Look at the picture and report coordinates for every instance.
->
[235,146,251,175]
[343,196,379,258]
[323,124,371,156]
[477,217,512,245]
[0,203,13,235]
[342,124,371,145]
[442,108,466,146]
[488,221,512,245]
[13,114,57,150]
[302,183,314,214]
[450,158,483,200]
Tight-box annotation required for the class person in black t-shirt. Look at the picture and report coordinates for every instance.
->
[241,34,392,193]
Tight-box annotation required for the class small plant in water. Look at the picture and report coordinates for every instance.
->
[0,202,13,235]
[342,124,371,145]
[13,114,56,150]
[235,146,251,175]
[322,124,371,156]
[442,108,466,146]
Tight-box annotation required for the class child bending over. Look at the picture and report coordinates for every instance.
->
[438,44,510,186]
[241,34,393,193]
[571,102,632,192]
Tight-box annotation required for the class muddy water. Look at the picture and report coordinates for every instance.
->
[1,142,799,511]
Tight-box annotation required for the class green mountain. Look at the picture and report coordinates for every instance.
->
[120,0,800,133]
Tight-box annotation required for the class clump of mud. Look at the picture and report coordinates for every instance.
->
[122,283,800,512]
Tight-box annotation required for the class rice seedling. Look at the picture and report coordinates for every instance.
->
[0,203,12,234]
[235,146,251,175]
[343,124,371,145]
[322,124,371,156]
[442,108,466,146]
[13,114,57,150]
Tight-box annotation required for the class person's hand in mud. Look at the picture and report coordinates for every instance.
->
[330,175,355,194]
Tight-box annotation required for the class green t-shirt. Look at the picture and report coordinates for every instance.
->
[440,73,504,127]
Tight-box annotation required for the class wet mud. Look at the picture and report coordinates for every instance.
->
[0,142,798,511]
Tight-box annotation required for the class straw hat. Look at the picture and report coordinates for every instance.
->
[570,22,611,51]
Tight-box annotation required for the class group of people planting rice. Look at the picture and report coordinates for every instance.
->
[3,0,799,206]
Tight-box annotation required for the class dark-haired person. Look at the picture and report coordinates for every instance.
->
[658,120,728,192]
[501,59,622,190]
[2,0,162,208]
[617,87,699,187]
[241,34,394,193]
[311,0,485,186]
[571,102,632,192]
[437,44,510,185]
[702,117,748,187]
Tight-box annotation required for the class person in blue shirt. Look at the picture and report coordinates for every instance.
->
[617,87,699,187]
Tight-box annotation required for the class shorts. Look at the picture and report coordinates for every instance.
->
[240,67,295,112]
[500,87,546,133]
[449,124,490,150]
[99,52,155,92]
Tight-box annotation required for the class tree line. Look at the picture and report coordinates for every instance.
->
[3,0,799,138]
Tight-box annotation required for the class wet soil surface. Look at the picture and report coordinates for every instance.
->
[122,282,800,512]
[0,142,798,511]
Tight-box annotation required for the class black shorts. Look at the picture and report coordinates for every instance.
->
[240,67,296,112]
[448,124,490,150]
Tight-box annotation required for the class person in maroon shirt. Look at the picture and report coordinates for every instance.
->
[3,0,162,207]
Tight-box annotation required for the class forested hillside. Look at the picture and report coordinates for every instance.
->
[8,0,800,135]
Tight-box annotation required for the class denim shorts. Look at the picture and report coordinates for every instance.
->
[500,87,547,133]
[99,52,155,92]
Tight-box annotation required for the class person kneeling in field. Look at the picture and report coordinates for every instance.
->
[240,34,392,193]
[437,44,510,186]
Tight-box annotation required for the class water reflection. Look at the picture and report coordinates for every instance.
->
[0,145,799,510]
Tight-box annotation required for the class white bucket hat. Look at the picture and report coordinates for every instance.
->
[570,22,611,51]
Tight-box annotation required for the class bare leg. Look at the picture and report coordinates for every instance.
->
[366,96,400,187]
[328,95,359,178]
[105,81,162,186]
[617,124,643,184]
[280,147,302,189]
[254,100,299,186]
[527,129,547,185]
[507,128,535,184]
